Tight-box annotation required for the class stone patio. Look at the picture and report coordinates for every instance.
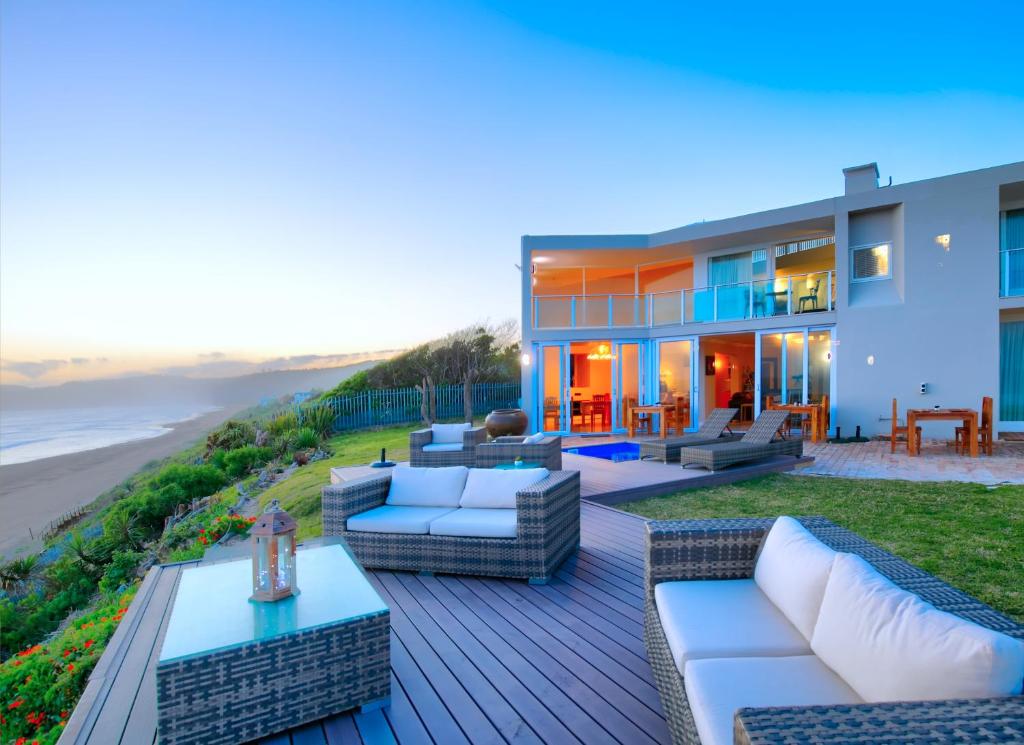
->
[800,438,1024,485]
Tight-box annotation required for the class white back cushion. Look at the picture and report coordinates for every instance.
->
[812,552,1024,702]
[431,422,471,444]
[459,467,549,509]
[522,432,545,444]
[385,465,469,508]
[753,516,837,640]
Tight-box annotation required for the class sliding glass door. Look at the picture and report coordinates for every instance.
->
[537,343,569,433]
[613,341,643,431]
[653,337,698,431]
[755,328,833,426]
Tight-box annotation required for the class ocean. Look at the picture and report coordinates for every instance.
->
[0,404,220,466]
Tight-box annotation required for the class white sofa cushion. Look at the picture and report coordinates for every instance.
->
[459,467,550,509]
[431,422,472,444]
[421,443,464,452]
[522,432,545,444]
[812,552,1024,702]
[347,505,455,535]
[429,508,517,538]
[684,655,862,745]
[654,579,811,674]
[385,465,469,508]
[754,516,837,640]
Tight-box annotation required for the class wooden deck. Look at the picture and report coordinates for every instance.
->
[59,502,671,745]
[563,449,811,505]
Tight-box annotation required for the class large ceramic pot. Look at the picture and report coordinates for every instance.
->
[484,408,529,438]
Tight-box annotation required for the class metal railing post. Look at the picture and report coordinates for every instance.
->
[608,295,614,327]
[680,290,686,325]
[748,280,754,319]
[713,285,719,322]
[786,278,792,315]
[828,270,833,309]
[571,296,577,328]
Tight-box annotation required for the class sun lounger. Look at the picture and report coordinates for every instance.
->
[678,409,801,470]
[638,408,741,462]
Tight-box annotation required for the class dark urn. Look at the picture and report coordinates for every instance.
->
[484,408,529,437]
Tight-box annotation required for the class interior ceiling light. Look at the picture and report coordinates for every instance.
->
[587,343,617,360]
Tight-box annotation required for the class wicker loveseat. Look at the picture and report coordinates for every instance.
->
[644,516,1024,745]
[410,423,487,467]
[475,435,562,470]
[323,465,580,583]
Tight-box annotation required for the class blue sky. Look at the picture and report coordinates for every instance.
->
[2,0,1022,383]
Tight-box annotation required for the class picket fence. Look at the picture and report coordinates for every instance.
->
[309,382,521,431]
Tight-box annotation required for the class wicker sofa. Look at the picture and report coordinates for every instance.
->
[409,423,487,467]
[475,435,562,470]
[323,465,580,583]
[644,516,1024,745]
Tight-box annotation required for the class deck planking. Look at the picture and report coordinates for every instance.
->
[59,502,670,745]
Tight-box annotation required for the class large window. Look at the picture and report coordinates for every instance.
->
[1001,321,1024,422]
[850,243,891,282]
[658,340,692,428]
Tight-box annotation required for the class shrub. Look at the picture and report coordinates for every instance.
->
[0,590,134,745]
[266,411,298,436]
[292,427,319,450]
[98,550,144,595]
[299,404,335,437]
[222,446,274,479]
[153,464,227,500]
[205,419,256,454]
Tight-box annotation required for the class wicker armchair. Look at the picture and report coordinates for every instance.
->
[409,425,487,467]
[475,435,563,470]
[643,517,1024,745]
[322,470,580,583]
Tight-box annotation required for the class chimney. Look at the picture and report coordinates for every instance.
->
[843,162,879,195]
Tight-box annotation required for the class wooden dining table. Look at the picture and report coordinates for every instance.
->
[626,404,675,438]
[766,400,825,443]
[906,408,978,457]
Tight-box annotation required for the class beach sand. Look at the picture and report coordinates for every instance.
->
[0,406,242,559]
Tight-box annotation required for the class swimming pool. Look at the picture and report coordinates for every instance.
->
[562,442,641,462]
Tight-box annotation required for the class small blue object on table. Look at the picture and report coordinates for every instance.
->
[156,541,390,745]
[493,461,543,470]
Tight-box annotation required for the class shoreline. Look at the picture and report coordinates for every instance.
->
[0,406,243,559]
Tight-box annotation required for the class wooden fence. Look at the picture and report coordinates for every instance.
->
[310,382,521,431]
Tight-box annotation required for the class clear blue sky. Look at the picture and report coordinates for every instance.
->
[2,0,1022,383]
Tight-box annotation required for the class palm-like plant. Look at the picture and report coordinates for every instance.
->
[104,509,145,551]
[0,555,38,593]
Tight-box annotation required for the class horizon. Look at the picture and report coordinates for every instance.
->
[3,1,1023,387]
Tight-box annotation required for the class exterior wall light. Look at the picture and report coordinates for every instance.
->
[935,234,951,251]
[866,355,875,366]
[520,353,531,366]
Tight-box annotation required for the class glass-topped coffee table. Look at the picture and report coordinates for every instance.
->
[156,541,390,745]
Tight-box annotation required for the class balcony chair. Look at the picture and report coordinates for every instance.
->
[797,278,823,312]
[955,396,994,456]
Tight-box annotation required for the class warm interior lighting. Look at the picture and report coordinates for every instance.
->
[586,343,617,361]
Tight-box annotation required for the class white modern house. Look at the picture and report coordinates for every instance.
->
[519,160,1024,438]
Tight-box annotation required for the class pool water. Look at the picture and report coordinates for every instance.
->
[562,442,641,462]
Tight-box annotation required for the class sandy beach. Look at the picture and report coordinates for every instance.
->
[0,407,242,559]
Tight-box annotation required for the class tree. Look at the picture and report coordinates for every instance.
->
[439,320,519,421]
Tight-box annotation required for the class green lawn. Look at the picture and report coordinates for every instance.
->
[619,474,1024,622]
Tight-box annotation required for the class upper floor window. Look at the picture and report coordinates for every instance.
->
[850,242,891,282]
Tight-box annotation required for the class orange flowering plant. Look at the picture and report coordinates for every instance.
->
[0,591,134,745]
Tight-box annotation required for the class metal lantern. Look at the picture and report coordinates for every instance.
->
[250,499,298,602]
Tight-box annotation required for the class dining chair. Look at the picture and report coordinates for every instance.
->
[890,397,921,453]
[955,396,993,456]
[798,278,822,312]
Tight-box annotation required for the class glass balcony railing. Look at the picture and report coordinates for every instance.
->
[1001,248,1024,297]
[531,271,834,329]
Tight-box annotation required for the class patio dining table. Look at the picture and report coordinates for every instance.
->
[766,399,825,443]
[626,403,675,438]
[906,408,978,457]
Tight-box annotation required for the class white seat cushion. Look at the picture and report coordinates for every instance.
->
[385,465,469,508]
[522,432,546,444]
[429,508,518,538]
[812,552,1024,702]
[654,579,810,674]
[431,422,471,444]
[459,467,550,509]
[754,516,837,640]
[347,505,455,535]
[421,443,464,452]
[684,655,862,745]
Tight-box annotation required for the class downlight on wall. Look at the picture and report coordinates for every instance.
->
[866,355,875,366]
[935,234,951,251]
[520,353,531,366]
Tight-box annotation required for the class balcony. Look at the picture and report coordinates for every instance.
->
[1001,248,1024,297]
[532,270,834,329]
